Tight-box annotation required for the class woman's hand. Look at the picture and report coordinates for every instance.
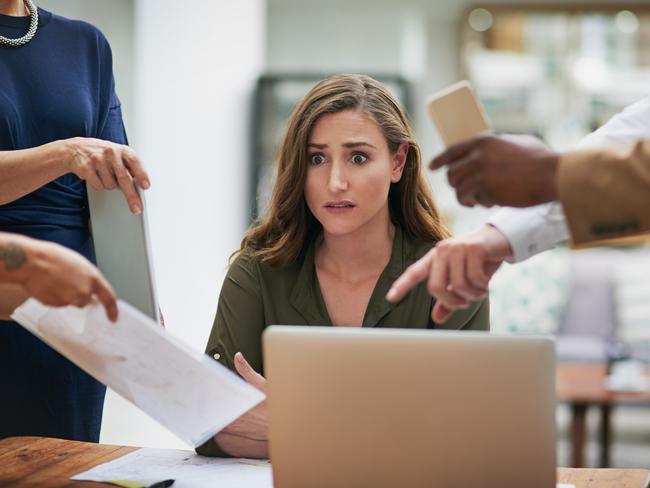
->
[215,352,269,459]
[64,137,151,214]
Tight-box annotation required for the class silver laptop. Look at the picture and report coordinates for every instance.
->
[263,327,556,488]
[87,187,159,322]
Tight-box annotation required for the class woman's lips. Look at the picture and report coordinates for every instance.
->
[324,201,355,214]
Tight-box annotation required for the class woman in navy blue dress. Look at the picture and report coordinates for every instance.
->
[0,0,149,442]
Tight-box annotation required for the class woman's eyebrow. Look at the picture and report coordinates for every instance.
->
[343,142,377,149]
[307,142,377,149]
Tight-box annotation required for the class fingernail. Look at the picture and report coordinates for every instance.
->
[386,288,396,300]
[142,179,151,189]
[131,203,142,214]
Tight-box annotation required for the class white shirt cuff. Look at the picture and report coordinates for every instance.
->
[487,203,570,262]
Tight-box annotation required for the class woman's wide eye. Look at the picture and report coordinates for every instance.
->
[351,153,367,165]
[310,154,326,165]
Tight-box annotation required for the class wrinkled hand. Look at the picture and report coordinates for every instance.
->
[431,134,559,208]
[15,238,118,321]
[386,225,512,323]
[64,137,150,214]
[215,352,269,459]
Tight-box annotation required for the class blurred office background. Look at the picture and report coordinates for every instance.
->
[36,0,650,467]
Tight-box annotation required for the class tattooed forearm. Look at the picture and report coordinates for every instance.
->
[0,242,27,272]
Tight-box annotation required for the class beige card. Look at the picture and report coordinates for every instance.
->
[427,80,491,147]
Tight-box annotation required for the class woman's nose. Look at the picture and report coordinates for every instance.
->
[328,162,349,193]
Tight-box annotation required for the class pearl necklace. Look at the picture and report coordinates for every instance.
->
[0,0,38,47]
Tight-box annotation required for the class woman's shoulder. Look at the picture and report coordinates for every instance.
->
[223,248,305,309]
[45,9,112,49]
[229,248,302,281]
[227,249,259,279]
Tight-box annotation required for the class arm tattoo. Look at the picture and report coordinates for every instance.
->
[0,242,27,272]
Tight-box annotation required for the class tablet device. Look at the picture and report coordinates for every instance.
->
[87,187,160,322]
[427,80,491,147]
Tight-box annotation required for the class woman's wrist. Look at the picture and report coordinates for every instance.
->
[41,139,75,175]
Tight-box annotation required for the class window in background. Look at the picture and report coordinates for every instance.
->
[461,5,650,149]
[250,74,411,220]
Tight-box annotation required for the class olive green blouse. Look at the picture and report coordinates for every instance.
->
[196,225,489,457]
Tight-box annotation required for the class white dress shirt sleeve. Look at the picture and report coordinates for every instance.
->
[487,97,650,262]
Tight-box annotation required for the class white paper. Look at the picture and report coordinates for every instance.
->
[12,299,265,447]
[72,447,273,488]
[73,448,574,488]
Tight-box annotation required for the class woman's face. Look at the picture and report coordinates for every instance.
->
[304,109,406,237]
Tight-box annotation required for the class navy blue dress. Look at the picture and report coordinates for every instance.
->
[0,8,127,441]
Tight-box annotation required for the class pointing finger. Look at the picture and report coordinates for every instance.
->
[386,250,434,303]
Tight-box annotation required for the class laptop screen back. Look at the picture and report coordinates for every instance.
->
[264,327,556,488]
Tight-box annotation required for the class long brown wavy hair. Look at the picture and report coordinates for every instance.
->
[238,74,451,267]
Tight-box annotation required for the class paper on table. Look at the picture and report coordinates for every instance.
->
[72,447,273,488]
[74,448,574,488]
[12,299,265,447]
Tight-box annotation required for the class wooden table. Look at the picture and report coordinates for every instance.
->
[556,363,650,468]
[1,437,649,487]
[0,436,137,487]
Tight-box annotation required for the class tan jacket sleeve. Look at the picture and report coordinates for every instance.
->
[558,139,650,246]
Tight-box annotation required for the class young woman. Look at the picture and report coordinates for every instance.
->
[197,74,489,459]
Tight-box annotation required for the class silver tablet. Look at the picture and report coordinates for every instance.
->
[87,186,159,322]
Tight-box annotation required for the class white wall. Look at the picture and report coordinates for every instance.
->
[132,0,265,348]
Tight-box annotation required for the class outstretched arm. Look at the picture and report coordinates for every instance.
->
[0,233,118,321]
